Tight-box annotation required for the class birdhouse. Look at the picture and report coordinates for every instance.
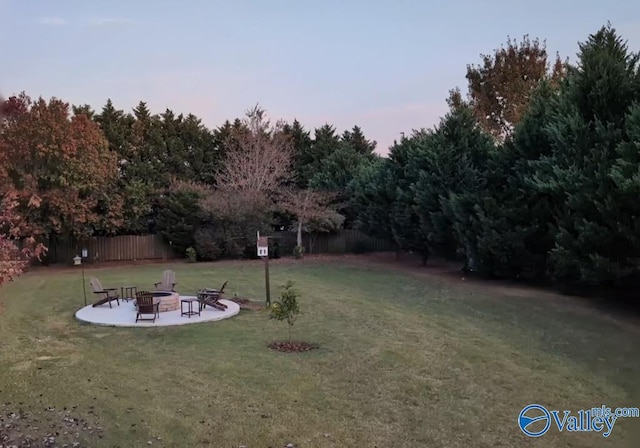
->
[257,236,268,257]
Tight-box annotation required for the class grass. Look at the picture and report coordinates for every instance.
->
[0,256,638,447]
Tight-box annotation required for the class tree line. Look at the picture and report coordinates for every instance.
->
[1,23,639,291]
[352,24,640,289]
[0,91,377,268]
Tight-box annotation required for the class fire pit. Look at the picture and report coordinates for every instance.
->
[150,291,180,312]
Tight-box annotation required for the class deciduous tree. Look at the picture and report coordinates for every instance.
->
[216,105,293,194]
[1,94,47,283]
[455,35,567,141]
[0,191,47,286]
[199,188,273,258]
[278,188,343,250]
[0,93,123,240]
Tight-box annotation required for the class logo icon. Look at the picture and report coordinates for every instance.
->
[519,404,551,437]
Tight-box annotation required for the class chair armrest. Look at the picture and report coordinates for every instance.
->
[104,288,118,292]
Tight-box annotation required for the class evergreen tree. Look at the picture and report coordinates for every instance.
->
[414,105,494,262]
[341,125,377,155]
[350,157,395,242]
[529,24,640,285]
[297,124,341,186]
[456,81,559,278]
[387,134,432,264]
[282,119,313,188]
[95,99,154,235]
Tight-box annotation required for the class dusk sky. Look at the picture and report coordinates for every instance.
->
[1,0,639,154]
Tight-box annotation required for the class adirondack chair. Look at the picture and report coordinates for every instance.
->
[204,280,227,296]
[197,287,227,311]
[135,290,159,323]
[154,270,177,291]
[90,277,120,308]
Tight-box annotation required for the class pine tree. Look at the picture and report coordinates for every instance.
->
[460,81,559,279]
[421,106,494,264]
[529,24,640,285]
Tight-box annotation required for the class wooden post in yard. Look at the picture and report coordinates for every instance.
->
[257,232,271,306]
[264,255,271,307]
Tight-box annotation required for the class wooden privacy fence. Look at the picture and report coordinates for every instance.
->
[42,230,395,264]
[272,229,396,255]
[47,234,174,264]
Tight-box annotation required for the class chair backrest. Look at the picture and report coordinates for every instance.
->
[89,277,103,292]
[219,280,228,293]
[136,290,155,312]
[159,270,175,290]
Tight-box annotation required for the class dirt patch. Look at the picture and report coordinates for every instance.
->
[228,297,264,311]
[268,341,319,353]
[0,403,103,447]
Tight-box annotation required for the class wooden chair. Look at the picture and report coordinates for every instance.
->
[204,280,227,295]
[135,290,159,323]
[89,277,120,308]
[197,288,227,311]
[154,270,177,291]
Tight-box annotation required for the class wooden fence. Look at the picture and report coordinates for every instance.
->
[40,230,395,265]
[272,229,395,255]
[44,234,174,264]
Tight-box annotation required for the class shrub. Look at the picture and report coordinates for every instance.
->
[269,240,281,259]
[293,245,305,259]
[243,244,259,259]
[194,227,223,261]
[185,246,197,263]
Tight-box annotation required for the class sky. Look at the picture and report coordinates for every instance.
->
[1,1,639,155]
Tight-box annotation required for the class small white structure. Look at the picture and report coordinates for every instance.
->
[73,255,82,265]
[257,232,268,257]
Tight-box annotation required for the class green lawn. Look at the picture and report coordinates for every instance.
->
[0,256,638,447]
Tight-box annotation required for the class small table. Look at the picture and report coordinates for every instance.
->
[121,286,137,302]
[181,298,200,318]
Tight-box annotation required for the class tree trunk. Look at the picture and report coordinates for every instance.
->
[296,221,303,247]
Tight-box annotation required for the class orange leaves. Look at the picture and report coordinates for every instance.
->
[0,92,122,240]
[0,190,47,287]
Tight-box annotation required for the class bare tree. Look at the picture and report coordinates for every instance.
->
[279,188,343,250]
[216,105,293,193]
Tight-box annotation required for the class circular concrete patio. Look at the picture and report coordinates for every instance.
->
[75,296,240,327]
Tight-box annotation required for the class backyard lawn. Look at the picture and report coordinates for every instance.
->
[0,255,638,447]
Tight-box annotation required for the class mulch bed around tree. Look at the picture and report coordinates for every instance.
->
[268,341,319,353]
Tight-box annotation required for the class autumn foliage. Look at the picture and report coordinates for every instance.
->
[0,93,124,285]
[0,93,123,240]
[453,35,567,141]
[0,192,47,286]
